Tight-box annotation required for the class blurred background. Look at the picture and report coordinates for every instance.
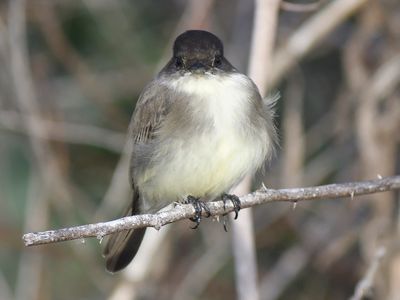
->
[0,0,399,299]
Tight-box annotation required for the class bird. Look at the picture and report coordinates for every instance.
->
[103,30,277,272]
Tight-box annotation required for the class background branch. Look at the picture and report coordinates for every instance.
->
[0,110,125,153]
[23,176,400,246]
[267,0,368,89]
[231,0,280,299]
[350,246,387,300]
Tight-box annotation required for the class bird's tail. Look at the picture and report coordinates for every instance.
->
[102,193,146,273]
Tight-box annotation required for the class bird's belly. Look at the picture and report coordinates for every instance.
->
[138,130,265,210]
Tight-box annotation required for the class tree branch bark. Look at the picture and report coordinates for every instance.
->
[23,176,400,247]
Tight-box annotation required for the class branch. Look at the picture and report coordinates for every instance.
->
[350,246,387,300]
[280,1,322,13]
[0,110,125,153]
[267,0,368,89]
[232,0,281,299]
[23,176,400,247]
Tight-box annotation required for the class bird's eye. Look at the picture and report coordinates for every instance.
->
[175,57,184,69]
[213,56,222,67]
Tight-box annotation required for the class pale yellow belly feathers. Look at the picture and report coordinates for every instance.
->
[136,73,271,212]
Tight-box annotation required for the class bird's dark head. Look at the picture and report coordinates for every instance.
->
[164,30,234,75]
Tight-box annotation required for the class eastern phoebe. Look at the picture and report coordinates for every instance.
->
[103,30,276,272]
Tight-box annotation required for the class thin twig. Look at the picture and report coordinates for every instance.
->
[280,0,322,13]
[172,232,230,300]
[0,271,13,300]
[259,245,309,300]
[15,175,47,300]
[0,110,125,153]
[267,0,368,89]
[350,246,387,300]
[23,176,400,246]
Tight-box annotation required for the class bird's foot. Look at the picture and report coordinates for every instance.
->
[220,193,241,232]
[185,195,211,229]
[221,193,241,220]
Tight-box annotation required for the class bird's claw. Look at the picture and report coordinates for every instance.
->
[185,195,211,229]
[222,193,241,220]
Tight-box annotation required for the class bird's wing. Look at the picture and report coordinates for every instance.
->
[129,79,172,145]
[103,79,172,272]
[127,78,176,191]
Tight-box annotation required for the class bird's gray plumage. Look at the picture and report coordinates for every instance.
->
[103,30,276,272]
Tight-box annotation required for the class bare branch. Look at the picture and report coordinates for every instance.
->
[231,1,281,299]
[267,0,368,89]
[259,245,309,300]
[23,176,400,247]
[350,246,387,300]
[0,110,125,153]
[280,0,322,13]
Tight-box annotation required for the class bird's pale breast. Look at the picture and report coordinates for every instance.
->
[137,73,271,211]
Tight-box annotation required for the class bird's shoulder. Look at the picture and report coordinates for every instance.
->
[129,78,173,144]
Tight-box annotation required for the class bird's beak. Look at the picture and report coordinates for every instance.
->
[189,62,207,73]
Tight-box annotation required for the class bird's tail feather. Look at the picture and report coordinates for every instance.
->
[103,193,146,273]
